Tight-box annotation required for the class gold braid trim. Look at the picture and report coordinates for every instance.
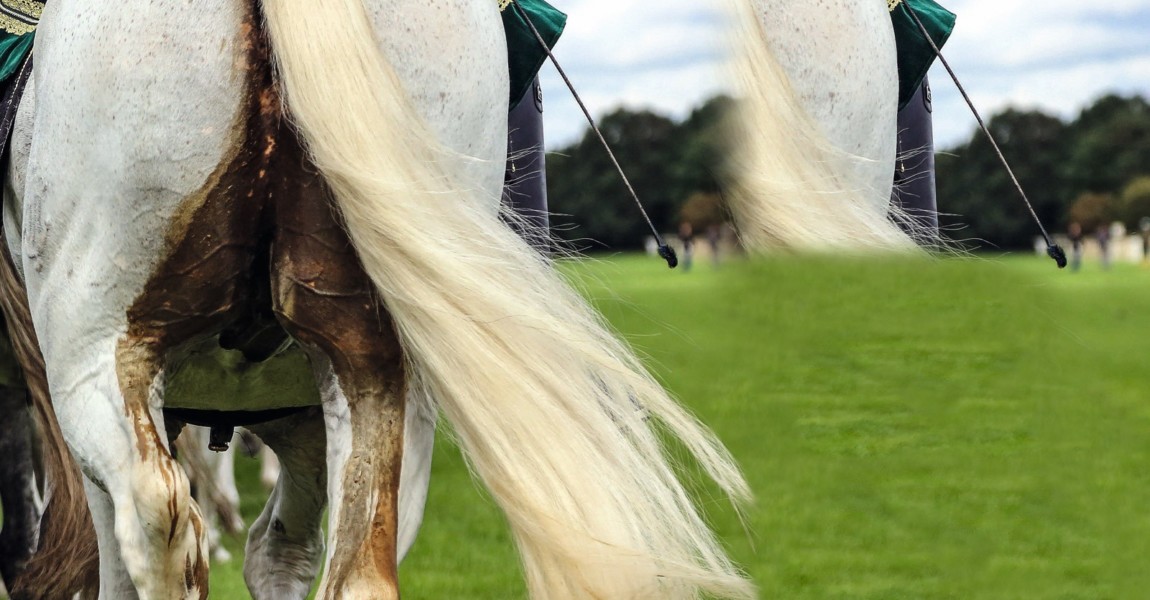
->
[0,0,41,35]
[2,0,40,20]
[0,15,33,35]
[888,0,903,11]
[498,0,512,11]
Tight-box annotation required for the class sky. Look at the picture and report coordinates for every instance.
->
[537,0,1150,150]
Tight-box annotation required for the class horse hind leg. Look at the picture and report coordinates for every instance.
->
[53,342,209,599]
[176,426,243,563]
[271,142,406,599]
[309,354,404,598]
[243,408,327,600]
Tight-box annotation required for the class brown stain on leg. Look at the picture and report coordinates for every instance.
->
[270,129,406,597]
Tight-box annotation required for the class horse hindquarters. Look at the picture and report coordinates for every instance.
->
[752,0,899,199]
[726,0,917,251]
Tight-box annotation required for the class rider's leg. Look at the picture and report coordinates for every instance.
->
[892,75,940,243]
[502,77,550,252]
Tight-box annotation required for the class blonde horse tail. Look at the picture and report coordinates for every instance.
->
[724,0,919,253]
[0,247,99,598]
[261,0,754,597]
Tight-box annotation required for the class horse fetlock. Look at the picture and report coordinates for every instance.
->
[117,467,208,599]
[245,514,324,600]
[321,574,399,600]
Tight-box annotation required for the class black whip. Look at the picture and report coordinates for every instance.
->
[509,0,678,268]
[900,1,1066,268]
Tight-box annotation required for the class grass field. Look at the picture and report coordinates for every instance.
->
[199,252,1150,599]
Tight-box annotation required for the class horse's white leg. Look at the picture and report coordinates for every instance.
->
[40,344,208,599]
[395,389,435,560]
[258,443,280,492]
[213,440,242,534]
[243,409,327,600]
[256,1,504,593]
[264,155,409,596]
[82,476,144,599]
[178,426,241,563]
[242,384,433,600]
[354,0,503,566]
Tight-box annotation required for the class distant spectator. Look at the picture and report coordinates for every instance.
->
[1068,222,1083,271]
[1140,217,1150,264]
[707,225,722,268]
[1096,225,1111,270]
[678,222,695,272]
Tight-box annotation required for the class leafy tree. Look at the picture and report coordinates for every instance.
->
[547,109,679,249]
[1067,192,1114,234]
[1119,176,1150,229]
[679,192,726,231]
[547,97,734,250]
[936,109,1069,248]
[936,94,1150,248]
[1065,95,1150,195]
[670,95,734,198]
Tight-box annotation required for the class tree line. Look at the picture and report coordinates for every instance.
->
[546,96,731,251]
[546,93,1150,250]
[937,94,1150,248]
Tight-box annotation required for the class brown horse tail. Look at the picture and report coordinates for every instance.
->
[0,245,99,598]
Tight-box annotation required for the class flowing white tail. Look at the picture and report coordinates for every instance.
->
[260,0,755,597]
[725,0,920,252]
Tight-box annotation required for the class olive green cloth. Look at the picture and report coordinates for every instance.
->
[502,0,566,109]
[892,0,955,110]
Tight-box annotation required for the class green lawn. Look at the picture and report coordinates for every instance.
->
[207,252,1150,599]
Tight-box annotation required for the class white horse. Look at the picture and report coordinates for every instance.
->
[3,0,753,598]
[725,0,925,251]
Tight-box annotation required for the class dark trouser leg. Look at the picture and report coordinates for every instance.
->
[892,75,939,244]
[502,77,550,252]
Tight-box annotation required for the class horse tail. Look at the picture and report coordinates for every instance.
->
[260,0,754,597]
[724,0,920,252]
[0,249,99,598]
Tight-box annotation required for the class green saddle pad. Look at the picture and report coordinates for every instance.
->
[501,0,566,109]
[0,0,39,84]
[891,0,955,109]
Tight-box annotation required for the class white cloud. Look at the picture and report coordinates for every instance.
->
[535,0,1150,150]
[539,0,731,147]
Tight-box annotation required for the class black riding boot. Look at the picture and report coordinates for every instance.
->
[892,75,939,244]
[502,77,550,253]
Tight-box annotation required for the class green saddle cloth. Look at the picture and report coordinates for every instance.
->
[0,0,39,84]
[501,0,566,109]
[891,0,955,109]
